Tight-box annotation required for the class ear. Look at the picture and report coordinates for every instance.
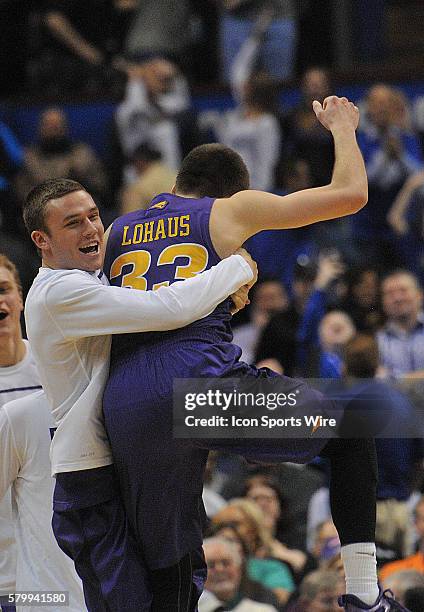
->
[31,229,50,253]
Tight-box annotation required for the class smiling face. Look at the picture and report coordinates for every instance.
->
[0,266,23,340]
[204,540,242,603]
[381,273,422,324]
[31,190,104,272]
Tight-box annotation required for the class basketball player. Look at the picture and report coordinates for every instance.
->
[103,97,408,611]
[0,255,41,612]
[0,390,85,611]
[23,179,256,612]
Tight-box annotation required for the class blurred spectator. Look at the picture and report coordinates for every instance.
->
[388,170,424,285]
[379,497,424,582]
[382,570,424,607]
[123,0,192,67]
[232,279,288,365]
[311,521,342,574]
[206,525,282,609]
[0,121,25,235]
[296,253,346,375]
[307,335,424,566]
[253,260,321,376]
[317,311,356,378]
[203,7,281,191]
[354,84,423,268]
[211,499,295,605]
[113,57,197,195]
[282,67,354,259]
[29,1,136,95]
[16,107,108,208]
[340,267,383,333]
[120,144,176,214]
[199,537,278,611]
[283,67,333,187]
[219,1,300,82]
[221,463,325,551]
[286,569,344,612]
[413,95,424,156]
[242,476,315,582]
[377,270,424,378]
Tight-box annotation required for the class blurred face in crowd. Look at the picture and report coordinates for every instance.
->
[319,311,356,352]
[144,58,177,96]
[213,526,245,560]
[366,85,394,130]
[253,281,288,317]
[306,586,342,612]
[39,108,68,141]
[213,506,257,553]
[0,266,23,340]
[204,540,242,603]
[285,159,313,193]
[31,190,104,272]
[352,270,379,308]
[302,68,330,103]
[246,484,280,533]
[381,273,422,324]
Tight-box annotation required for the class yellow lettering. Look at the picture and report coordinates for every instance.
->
[179,215,190,237]
[122,226,131,246]
[133,224,143,244]
[154,218,166,241]
[168,216,179,238]
[143,221,154,242]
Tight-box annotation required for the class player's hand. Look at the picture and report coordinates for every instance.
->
[234,247,258,288]
[312,96,360,132]
[230,285,250,315]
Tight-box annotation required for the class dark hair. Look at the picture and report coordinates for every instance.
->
[244,73,279,114]
[381,268,421,291]
[175,144,249,198]
[344,334,379,378]
[23,178,86,235]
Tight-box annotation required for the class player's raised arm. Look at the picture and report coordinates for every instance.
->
[210,96,368,252]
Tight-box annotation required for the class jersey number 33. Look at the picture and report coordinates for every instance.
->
[110,243,209,291]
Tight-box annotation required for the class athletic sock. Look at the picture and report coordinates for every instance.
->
[341,542,379,605]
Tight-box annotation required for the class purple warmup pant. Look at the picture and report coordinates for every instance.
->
[52,466,152,612]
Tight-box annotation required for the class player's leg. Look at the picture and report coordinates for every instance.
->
[52,468,152,612]
[52,500,152,612]
[149,547,207,612]
[320,437,380,608]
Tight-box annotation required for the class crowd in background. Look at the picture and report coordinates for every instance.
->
[2,2,424,610]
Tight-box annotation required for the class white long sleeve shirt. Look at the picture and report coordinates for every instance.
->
[0,391,85,611]
[24,256,253,476]
[0,341,42,597]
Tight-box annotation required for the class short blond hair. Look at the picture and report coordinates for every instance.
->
[0,254,22,294]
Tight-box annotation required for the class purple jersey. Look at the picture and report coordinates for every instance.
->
[103,193,243,373]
